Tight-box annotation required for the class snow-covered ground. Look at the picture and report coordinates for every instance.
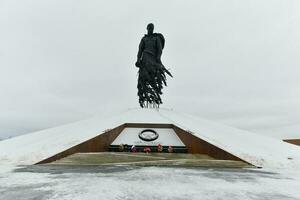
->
[1,165,300,200]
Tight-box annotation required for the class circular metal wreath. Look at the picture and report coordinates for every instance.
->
[138,129,159,141]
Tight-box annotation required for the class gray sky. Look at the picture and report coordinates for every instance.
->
[1,0,300,139]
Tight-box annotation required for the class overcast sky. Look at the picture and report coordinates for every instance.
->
[1,0,300,139]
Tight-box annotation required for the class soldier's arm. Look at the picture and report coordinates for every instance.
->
[137,38,145,61]
[156,37,162,62]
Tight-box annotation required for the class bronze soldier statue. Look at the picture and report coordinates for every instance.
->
[136,23,172,108]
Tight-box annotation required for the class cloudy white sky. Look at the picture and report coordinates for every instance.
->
[0,0,300,139]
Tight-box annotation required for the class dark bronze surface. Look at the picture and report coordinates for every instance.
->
[136,23,172,108]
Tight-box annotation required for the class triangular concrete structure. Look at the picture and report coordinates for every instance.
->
[0,108,300,168]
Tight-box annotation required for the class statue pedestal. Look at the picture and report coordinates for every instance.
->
[143,102,159,109]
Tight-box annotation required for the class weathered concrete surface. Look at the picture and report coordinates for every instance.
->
[47,152,250,168]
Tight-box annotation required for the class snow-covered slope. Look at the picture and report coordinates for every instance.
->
[0,108,299,168]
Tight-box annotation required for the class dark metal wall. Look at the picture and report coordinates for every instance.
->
[283,139,300,146]
[172,125,247,163]
[124,123,173,128]
[36,124,125,164]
